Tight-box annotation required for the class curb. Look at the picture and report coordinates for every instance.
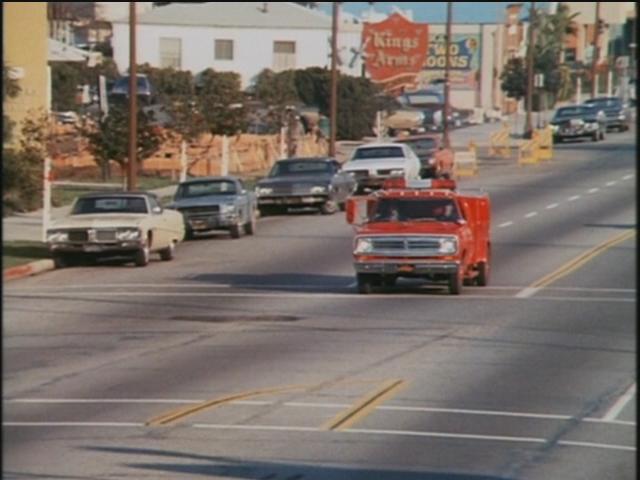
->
[4,259,55,282]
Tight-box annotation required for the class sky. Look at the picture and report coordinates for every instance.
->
[317,2,550,24]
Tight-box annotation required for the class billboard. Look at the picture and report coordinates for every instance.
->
[362,13,429,94]
[416,33,481,90]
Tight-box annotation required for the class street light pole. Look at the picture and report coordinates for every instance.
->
[590,1,601,98]
[524,1,535,139]
[329,2,339,158]
[443,1,452,149]
[127,2,138,191]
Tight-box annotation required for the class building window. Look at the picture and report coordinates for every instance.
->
[215,39,234,61]
[159,37,181,69]
[273,41,296,72]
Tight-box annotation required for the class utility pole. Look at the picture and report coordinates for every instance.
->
[590,1,601,98]
[329,2,339,157]
[127,2,138,191]
[443,1,452,149]
[524,1,535,139]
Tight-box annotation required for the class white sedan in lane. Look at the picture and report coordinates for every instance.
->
[342,143,421,194]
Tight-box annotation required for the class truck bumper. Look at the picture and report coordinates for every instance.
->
[354,261,459,275]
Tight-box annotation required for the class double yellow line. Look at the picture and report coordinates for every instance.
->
[529,229,636,289]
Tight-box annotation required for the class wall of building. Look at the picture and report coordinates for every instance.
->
[3,2,49,146]
[112,23,363,86]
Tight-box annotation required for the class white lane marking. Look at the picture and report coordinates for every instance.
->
[524,212,538,219]
[603,383,637,422]
[3,422,144,427]
[588,188,600,194]
[345,428,546,444]
[557,440,636,452]
[498,221,514,228]
[8,399,634,427]
[515,287,541,299]
[606,181,617,187]
[6,398,202,404]
[622,175,634,180]
[194,424,320,433]
[546,203,559,210]
[583,418,636,427]
[4,292,634,303]
[568,195,581,202]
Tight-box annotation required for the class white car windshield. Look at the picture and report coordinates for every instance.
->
[352,147,405,160]
[72,196,149,215]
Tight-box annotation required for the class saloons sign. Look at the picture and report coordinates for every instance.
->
[362,13,429,93]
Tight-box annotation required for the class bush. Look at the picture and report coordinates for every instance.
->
[2,148,43,215]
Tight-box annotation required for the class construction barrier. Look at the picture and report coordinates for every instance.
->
[489,123,511,158]
[532,126,553,161]
[453,140,478,176]
[518,139,541,165]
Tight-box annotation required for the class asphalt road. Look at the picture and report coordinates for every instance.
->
[3,128,636,480]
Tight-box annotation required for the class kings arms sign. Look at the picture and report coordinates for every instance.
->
[362,13,429,94]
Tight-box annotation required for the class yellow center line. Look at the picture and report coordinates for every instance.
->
[321,379,407,431]
[530,229,636,289]
[146,384,310,426]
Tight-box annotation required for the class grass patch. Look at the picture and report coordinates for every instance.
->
[3,241,50,269]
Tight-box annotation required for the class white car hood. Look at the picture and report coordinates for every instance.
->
[343,158,407,171]
[50,214,147,230]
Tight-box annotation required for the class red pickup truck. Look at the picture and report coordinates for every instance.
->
[346,178,491,294]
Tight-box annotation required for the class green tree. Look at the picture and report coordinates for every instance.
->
[196,69,246,135]
[83,105,162,180]
[500,57,527,102]
[253,69,300,131]
[51,59,119,112]
[2,112,49,214]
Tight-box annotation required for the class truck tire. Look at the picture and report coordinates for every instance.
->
[134,237,150,267]
[320,200,338,215]
[476,261,489,286]
[244,210,257,235]
[159,241,176,261]
[357,273,378,294]
[448,269,463,295]
[230,223,243,239]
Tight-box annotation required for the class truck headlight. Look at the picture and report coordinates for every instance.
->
[221,203,236,214]
[257,187,273,196]
[311,185,327,194]
[46,230,69,243]
[390,169,405,177]
[619,113,626,120]
[354,238,374,254]
[438,237,458,254]
[116,228,142,241]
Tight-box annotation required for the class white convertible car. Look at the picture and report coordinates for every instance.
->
[46,192,185,268]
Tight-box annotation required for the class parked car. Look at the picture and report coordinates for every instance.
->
[342,143,421,194]
[46,192,184,268]
[393,134,451,178]
[549,105,606,143]
[583,97,631,132]
[109,74,155,105]
[256,157,355,215]
[167,176,258,240]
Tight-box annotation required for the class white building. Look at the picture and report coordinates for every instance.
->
[112,2,363,87]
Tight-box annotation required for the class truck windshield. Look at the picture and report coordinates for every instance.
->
[372,198,461,222]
